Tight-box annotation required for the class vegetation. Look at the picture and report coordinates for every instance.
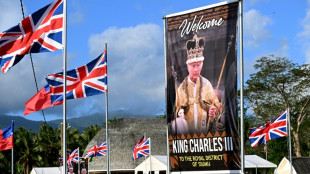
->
[0,123,101,174]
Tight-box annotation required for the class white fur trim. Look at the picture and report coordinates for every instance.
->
[186,57,204,64]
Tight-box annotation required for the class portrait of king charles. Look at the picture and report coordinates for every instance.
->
[171,34,222,135]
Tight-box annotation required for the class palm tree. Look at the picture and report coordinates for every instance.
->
[79,125,101,155]
[14,127,39,174]
[35,124,61,167]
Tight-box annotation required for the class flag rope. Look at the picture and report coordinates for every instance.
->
[19,0,46,123]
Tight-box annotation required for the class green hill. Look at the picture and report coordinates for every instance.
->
[0,114,104,132]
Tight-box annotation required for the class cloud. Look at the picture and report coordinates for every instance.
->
[273,38,289,58]
[0,53,62,116]
[87,23,165,116]
[298,9,310,63]
[68,1,84,25]
[298,9,310,39]
[244,9,272,48]
[0,1,23,32]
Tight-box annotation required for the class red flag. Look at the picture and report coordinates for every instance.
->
[24,84,61,115]
[0,121,14,151]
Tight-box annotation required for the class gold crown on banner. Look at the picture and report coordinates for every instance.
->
[186,34,205,64]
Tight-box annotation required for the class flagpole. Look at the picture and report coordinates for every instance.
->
[265,141,267,160]
[78,147,80,174]
[238,0,245,173]
[11,120,14,174]
[287,108,292,174]
[149,138,152,174]
[62,0,68,173]
[105,43,110,174]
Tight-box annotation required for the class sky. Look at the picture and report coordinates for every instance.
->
[0,0,310,122]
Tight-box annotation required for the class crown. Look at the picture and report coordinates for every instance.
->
[186,34,205,64]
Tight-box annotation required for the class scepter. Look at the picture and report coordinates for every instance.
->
[209,35,234,124]
[171,66,179,119]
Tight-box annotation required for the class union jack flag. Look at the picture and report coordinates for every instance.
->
[59,153,69,166]
[132,136,150,160]
[84,141,107,159]
[45,51,107,105]
[67,148,79,166]
[0,0,63,73]
[249,111,287,147]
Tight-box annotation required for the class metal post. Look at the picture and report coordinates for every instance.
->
[11,147,13,174]
[149,138,152,174]
[62,0,67,173]
[78,147,80,174]
[238,0,245,173]
[105,43,110,174]
[287,108,292,174]
[265,141,267,160]
[163,16,170,174]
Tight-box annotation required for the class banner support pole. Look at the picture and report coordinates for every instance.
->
[163,16,170,174]
[239,0,245,173]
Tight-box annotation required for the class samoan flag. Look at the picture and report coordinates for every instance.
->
[0,121,14,151]
[84,141,107,159]
[0,0,63,73]
[67,148,79,166]
[45,51,107,106]
[132,136,150,160]
[249,111,287,147]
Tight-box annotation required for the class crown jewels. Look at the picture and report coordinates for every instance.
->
[186,34,205,64]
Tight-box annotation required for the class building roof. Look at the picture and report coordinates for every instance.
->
[245,155,277,168]
[83,117,167,171]
[292,157,310,174]
[135,155,167,172]
[30,167,61,174]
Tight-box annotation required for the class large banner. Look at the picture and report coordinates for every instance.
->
[165,1,240,173]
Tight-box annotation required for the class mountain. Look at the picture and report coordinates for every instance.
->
[0,111,159,132]
[0,114,104,132]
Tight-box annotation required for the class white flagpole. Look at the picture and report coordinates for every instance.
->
[149,138,152,174]
[287,108,292,174]
[11,147,13,174]
[105,43,110,174]
[11,120,14,174]
[78,147,80,174]
[265,141,267,160]
[62,0,67,173]
[238,0,245,173]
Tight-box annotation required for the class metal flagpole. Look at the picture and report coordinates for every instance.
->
[11,147,13,174]
[265,141,267,160]
[78,147,80,174]
[105,43,110,174]
[238,0,245,173]
[11,120,14,174]
[287,108,292,174]
[163,16,170,174]
[62,0,68,173]
[149,138,152,174]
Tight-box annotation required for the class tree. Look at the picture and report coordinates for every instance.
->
[14,127,39,174]
[244,55,310,157]
[79,125,101,155]
[35,124,61,167]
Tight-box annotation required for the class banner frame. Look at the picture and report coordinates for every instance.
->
[164,0,240,172]
[164,0,239,19]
